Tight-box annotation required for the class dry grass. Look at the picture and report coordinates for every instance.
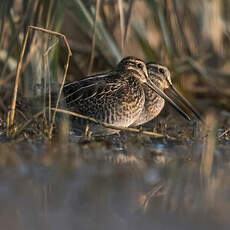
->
[6,25,72,138]
[1,1,230,229]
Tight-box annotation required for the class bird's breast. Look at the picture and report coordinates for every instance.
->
[131,87,165,126]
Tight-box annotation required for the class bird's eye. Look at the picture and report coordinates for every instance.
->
[137,63,143,69]
[159,68,165,74]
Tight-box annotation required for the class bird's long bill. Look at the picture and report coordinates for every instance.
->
[145,81,192,121]
[169,85,202,121]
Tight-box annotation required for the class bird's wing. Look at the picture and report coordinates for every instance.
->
[63,74,125,107]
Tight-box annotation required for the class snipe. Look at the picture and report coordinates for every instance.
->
[132,62,201,126]
[63,57,199,135]
[63,56,147,134]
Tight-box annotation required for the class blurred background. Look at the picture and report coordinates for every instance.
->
[1,0,230,117]
[1,0,230,230]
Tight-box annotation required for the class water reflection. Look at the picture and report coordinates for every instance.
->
[0,134,230,230]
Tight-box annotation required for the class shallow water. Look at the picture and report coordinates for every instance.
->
[1,104,230,230]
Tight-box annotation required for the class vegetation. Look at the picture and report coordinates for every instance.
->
[0,0,230,229]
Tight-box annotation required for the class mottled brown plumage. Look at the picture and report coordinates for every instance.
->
[133,62,201,126]
[63,57,148,134]
[63,57,200,135]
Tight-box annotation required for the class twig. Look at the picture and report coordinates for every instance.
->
[218,128,230,138]
[51,108,164,138]
[14,110,44,138]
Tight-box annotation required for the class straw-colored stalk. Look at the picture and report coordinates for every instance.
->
[200,111,217,181]
[51,108,164,138]
[7,25,72,138]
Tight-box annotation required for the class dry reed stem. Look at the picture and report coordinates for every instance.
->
[88,0,101,74]
[9,26,30,131]
[49,53,71,138]
[51,108,164,138]
[218,128,230,139]
[200,111,217,182]
[42,37,59,124]
[118,0,125,53]
[123,0,135,45]
[6,111,10,136]
[0,49,36,86]
[26,26,72,138]
[7,25,72,138]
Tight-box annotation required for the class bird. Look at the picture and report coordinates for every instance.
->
[131,62,201,126]
[63,56,147,135]
[62,57,198,135]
